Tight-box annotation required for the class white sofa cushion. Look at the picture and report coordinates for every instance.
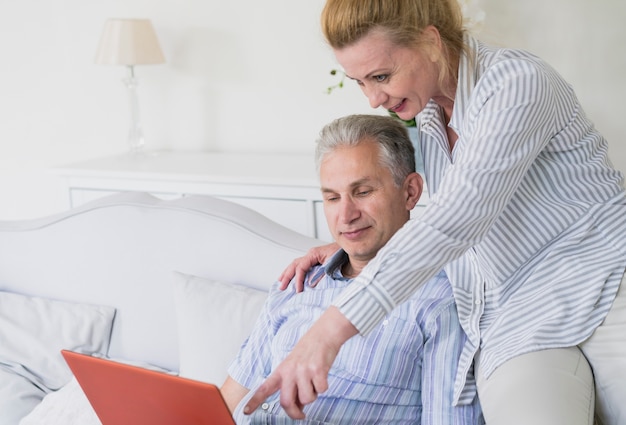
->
[0,290,115,425]
[172,271,267,386]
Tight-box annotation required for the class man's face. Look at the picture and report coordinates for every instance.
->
[320,140,415,271]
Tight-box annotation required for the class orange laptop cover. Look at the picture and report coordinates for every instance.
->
[61,350,235,425]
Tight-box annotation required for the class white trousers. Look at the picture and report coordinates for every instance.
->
[476,270,626,425]
[580,270,626,425]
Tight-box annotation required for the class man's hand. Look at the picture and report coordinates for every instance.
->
[278,243,339,292]
[243,306,358,419]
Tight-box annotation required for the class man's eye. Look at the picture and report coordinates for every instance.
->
[357,190,372,197]
[374,75,388,82]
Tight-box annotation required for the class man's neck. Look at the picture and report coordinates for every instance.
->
[341,259,366,279]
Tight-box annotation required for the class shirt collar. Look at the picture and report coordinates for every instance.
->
[450,33,480,134]
[419,34,480,130]
[416,34,480,157]
[322,249,351,280]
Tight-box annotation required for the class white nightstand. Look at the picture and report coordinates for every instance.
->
[53,151,332,240]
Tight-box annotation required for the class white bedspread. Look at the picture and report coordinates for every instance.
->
[18,378,101,425]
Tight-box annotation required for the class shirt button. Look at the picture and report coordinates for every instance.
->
[382,319,389,326]
[474,299,482,305]
[261,403,270,411]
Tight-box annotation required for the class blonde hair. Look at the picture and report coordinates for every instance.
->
[321,0,466,94]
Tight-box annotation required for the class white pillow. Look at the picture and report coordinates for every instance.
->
[0,290,115,424]
[172,271,267,386]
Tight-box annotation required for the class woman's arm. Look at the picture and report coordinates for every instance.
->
[243,306,357,419]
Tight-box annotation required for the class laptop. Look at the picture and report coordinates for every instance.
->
[61,350,235,425]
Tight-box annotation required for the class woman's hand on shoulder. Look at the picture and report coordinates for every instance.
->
[278,243,339,292]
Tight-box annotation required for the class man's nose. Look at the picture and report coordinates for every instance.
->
[339,198,360,223]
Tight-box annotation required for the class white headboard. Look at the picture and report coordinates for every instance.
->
[0,192,320,371]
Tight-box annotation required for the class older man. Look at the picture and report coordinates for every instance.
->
[221,114,482,424]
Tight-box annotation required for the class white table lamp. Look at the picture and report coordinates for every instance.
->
[95,19,165,154]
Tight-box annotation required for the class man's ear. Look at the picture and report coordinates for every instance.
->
[404,172,423,210]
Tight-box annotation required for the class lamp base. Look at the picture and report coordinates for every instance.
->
[123,67,145,154]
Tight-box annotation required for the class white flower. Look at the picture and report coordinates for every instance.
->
[458,0,486,34]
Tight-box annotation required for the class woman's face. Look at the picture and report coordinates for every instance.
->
[334,27,444,121]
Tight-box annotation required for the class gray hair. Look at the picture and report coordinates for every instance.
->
[315,114,416,187]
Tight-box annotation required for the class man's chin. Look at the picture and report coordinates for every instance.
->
[343,247,378,263]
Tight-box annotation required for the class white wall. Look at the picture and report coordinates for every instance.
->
[478,0,626,177]
[0,0,623,219]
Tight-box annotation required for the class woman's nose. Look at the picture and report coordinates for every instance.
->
[364,85,386,109]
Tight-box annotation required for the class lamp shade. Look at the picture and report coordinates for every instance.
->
[95,19,165,66]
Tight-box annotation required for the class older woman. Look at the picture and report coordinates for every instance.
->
[245,1,626,424]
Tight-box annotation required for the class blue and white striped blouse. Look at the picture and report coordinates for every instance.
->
[331,35,626,404]
[229,250,483,424]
